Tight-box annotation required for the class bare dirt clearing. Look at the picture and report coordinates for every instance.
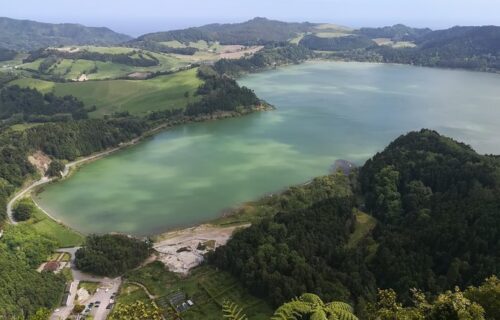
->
[154,224,249,274]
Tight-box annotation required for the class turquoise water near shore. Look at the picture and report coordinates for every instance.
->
[36,61,500,235]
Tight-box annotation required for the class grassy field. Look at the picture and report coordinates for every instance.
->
[20,197,84,247]
[116,283,151,305]
[125,262,273,320]
[16,46,189,81]
[56,67,202,117]
[347,210,377,248]
[79,281,100,295]
[9,77,55,93]
[10,67,202,117]
[9,123,44,131]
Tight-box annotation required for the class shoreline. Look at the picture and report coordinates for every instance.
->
[6,104,273,228]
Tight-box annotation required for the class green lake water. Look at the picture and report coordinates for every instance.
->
[35,61,500,236]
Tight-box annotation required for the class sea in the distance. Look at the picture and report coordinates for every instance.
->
[35,61,500,236]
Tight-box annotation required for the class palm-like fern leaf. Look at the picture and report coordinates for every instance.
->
[222,300,248,320]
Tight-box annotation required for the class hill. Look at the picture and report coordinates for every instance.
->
[356,24,432,41]
[0,47,17,61]
[135,17,316,46]
[211,130,500,314]
[0,17,132,51]
[332,25,500,71]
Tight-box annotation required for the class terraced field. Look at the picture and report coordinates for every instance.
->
[126,263,273,320]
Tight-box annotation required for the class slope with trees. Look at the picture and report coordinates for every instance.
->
[0,17,131,51]
[135,17,316,46]
[211,130,500,317]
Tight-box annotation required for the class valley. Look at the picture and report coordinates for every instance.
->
[1,13,500,320]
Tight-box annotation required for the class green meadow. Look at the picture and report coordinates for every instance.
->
[17,46,189,80]
[10,67,202,117]
[19,198,84,248]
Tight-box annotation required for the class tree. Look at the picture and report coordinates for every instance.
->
[369,286,486,320]
[46,160,65,177]
[13,200,34,221]
[72,305,85,314]
[28,308,51,320]
[272,293,359,320]
[108,301,163,320]
[465,276,500,320]
[373,166,402,221]
[75,234,152,276]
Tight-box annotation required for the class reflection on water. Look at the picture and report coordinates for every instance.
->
[36,61,500,235]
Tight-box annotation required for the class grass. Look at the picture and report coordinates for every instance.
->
[116,283,151,305]
[9,123,43,131]
[79,281,101,295]
[17,46,189,81]
[125,262,273,320]
[20,197,84,247]
[10,67,202,117]
[54,68,202,117]
[347,210,377,248]
[9,77,55,93]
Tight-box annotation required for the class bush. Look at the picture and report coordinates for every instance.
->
[13,200,34,221]
[75,234,152,277]
[46,160,65,177]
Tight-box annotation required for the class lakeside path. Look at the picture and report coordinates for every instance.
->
[4,106,274,225]
[6,136,143,225]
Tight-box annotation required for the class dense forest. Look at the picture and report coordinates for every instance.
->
[213,44,315,77]
[0,85,88,123]
[135,17,315,46]
[0,17,131,51]
[299,34,375,51]
[0,47,17,61]
[211,130,500,318]
[0,224,65,318]
[331,26,500,72]
[186,66,261,115]
[360,129,500,300]
[75,234,152,276]
[356,24,432,41]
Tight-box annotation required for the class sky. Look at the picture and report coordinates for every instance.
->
[1,0,499,36]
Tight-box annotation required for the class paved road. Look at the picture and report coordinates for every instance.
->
[6,143,132,224]
[88,278,121,320]
[50,248,122,320]
[6,176,51,224]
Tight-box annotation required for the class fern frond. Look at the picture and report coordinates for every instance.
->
[222,300,248,320]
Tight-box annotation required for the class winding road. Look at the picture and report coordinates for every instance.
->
[6,143,135,224]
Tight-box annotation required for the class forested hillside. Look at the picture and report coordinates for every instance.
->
[331,25,500,71]
[356,24,432,41]
[135,17,315,45]
[0,47,17,61]
[211,130,500,317]
[213,44,315,77]
[299,34,375,51]
[0,225,65,318]
[0,17,131,51]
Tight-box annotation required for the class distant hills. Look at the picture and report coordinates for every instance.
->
[0,17,132,51]
[135,17,316,45]
[1,15,500,72]
[356,24,432,41]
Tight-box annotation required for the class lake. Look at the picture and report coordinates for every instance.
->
[35,61,500,236]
